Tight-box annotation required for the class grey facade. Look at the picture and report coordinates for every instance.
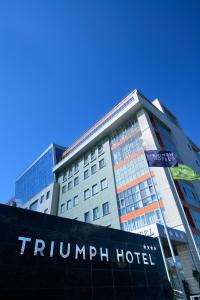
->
[57,137,120,229]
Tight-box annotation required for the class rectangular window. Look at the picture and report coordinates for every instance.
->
[62,185,66,194]
[68,166,73,177]
[63,170,67,181]
[98,144,103,155]
[67,199,72,210]
[74,176,79,186]
[84,169,89,179]
[92,184,98,195]
[30,200,38,211]
[73,195,79,206]
[46,191,50,199]
[40,195,44,204]
[102,202,110,216]
[101,178,108,190]
[84,154,89,166]
[93,207,100,220]
[91,149,96,161]
[99,158,105,169]
[68,181,72,190]
[91,164,97,175]
[84,189,90,200]
[74,161,79,173]
[44,208,48,214]
[60,203,65,214]
[84,211,90,223]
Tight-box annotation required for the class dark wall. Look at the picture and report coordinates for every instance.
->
[0,204,173,300]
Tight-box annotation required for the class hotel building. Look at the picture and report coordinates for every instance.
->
[53,89,200,294]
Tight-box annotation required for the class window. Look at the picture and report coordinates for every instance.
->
[68,181,72,190]
[44,208,48,214]
[74,195,79,206]
[74,176,79,186]
[84,189,90,200]
[91,164,97,175]
[62,185,66,194]
[98,144,104,155]
[102,202,110,216]
[63,170,67,181]
[99,158,105,169]
[30,200,38,211]
[46,191,50,199]
[84,211,90,223]
[84,154,89,166]
[40,195,44,204]
[60,203,65,214]
[74,161,79,173]
[67,199,72,210]
[101,178,108,190]
[68,166,73,177]
[91,149,96,161]
[196,160,200,167]
[84,169,89,179]
[92,184,98,195]
[93,207,100,220]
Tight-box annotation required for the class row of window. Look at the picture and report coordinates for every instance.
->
[63,161,79,181]
[84,178,108,200]
[112,133,142,164]
[84,202,110,222]
[84,144,104,166]
[117,178,160,216]
[62,144,104,182]
[60,178,108,214]
[180,181,200,207]
[61,160,106,194]
[84,158,105,179]
[62,177,79,193]
[60,195,79,213]
[121,208,165,232]
[110,118,139,147]
[29,190,51,209]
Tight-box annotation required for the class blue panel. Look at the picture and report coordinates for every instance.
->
[15,149,54,204]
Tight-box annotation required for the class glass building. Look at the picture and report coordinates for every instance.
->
[15,144,66,206]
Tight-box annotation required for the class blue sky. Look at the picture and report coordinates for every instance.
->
[0,0,200,203]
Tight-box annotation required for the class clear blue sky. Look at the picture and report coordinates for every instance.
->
[0,0,200,203]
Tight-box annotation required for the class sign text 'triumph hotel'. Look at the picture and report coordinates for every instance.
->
[18,236,156,266]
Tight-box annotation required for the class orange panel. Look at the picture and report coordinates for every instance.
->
[120,200,164,223]
[116,172,154,194]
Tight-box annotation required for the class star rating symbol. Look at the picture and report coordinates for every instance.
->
[143,245,157,251]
